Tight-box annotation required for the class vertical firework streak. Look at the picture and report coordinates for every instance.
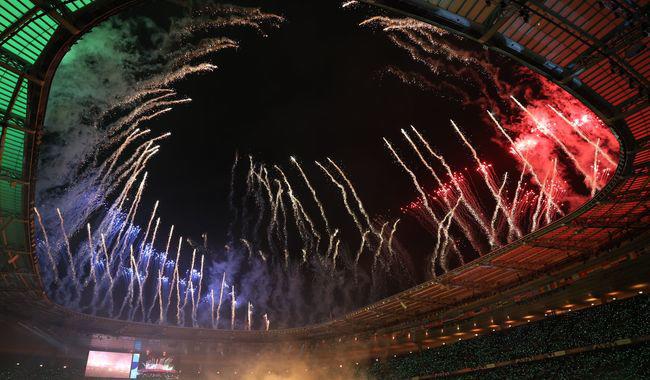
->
[180,249,196,326]
[438,198,461,271]
[511,96,597,191]
[373,222,389,267]
[591,139,600,197]
[450,119,518,243]
[290,157,331,234]
[410,126,494,246]
[166,236,181,324]
[275,166,320,257]
[86,224,97,307]
[129,245,144,321]
[210,289,216,328]
[400,128,483,252]
[263,313,270,331]
[194,254,204,327]
[315,161,366,254]
[489,173,509,241]
[216,272,226,328]
[55,208,77,283]
[230,285,236,330]
[547,105,616,167]
[246,301,253,330]
[544,159,558,224]
[34,207,59,281]
[387,219,400,261]
[383,138,450,268]
[99,233,113,286]
[155,225,174,323]
[355,230,371,265]
[327,158,377,235]
[486,110,562,218]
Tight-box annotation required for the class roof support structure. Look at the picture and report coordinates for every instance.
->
[28,0,80,35]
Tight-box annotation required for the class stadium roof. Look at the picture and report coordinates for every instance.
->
[0,0,648,345]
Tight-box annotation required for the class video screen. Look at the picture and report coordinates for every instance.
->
[85,350,134,378]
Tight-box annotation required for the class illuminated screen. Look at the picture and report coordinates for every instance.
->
[85,351,134,378]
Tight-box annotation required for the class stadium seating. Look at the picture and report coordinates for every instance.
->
[449,343,650,379]
[367,295,649,379]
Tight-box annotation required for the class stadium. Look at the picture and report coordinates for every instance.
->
[0,0,648,379]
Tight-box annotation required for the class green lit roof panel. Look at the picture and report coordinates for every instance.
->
[1,127,25,176]
[0,2,58,64]
[66,0,95,12]
[0,180,22,216]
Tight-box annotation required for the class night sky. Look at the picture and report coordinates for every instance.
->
[79,0,534,288]
[32,0,620,326]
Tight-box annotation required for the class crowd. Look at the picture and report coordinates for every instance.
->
[0,365,83,380]
[367,295,649,379]
[451,343,650,379]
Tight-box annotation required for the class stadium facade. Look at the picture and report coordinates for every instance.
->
[0,0,648,375]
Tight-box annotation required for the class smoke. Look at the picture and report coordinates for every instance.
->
[38,18,166,198]
[352,9,619,271]
[35,2,403,330]
[200,347,368,380]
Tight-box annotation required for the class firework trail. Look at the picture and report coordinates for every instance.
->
[316,161,366,239]
[355,230,371,265]
[332,239,342,268]
[216,272,226,328]
[511,96,597,191]
[174,37,239,67]
[165,236,181,323]
[437,198,461,272]
[210,288,216,329]
[240,238,253,259]
[373,222,389,267]
[592,139,600,198]
[490,173,509,240]
[548,105,616,167]
[275,166,321,256]
[327,158,376,235]
[263,313,270,331]
[129,246,144,321]
[387,219,400,261]
[544,159,558,224]
[34,207,58,281]
[410,126,494,245]
[154,225,174,322]
[193,254,205,327]
[384,137,451,267]
[180,249,197,325]
[291,157,331,235]
[450,119,518,244]
[246,302,253,330]
[55,208,76,282]
[531,168,551,232]
[99,233,112,286]
[86,223,97,288]
[231,285,236,330]
[400,128,483,252]
[486,110,563,217]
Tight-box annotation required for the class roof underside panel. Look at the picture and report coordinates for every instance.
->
[65,0,96,12]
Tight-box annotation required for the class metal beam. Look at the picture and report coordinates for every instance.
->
[399,295,454,308]
[528,238,596,251]
[479,2,520,43]
[0,7,40,44]
[482,262,540,273]
[0,60,43,85]
[28,0,80,35]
